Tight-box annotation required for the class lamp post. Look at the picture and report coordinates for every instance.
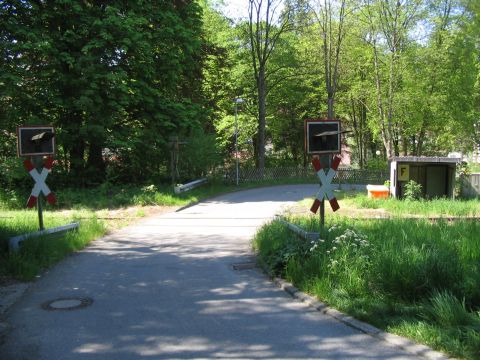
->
[234,98,244,186]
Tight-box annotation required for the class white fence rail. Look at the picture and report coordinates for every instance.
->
[174,178,208,194]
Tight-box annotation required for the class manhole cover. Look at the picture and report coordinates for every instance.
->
[231,262,257,270]
[41,297,93,311]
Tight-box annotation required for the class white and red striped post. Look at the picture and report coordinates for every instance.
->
[24,156,56,230]
[310,155,341,228]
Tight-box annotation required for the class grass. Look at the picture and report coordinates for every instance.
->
[0,210,105,280]
[314,190,480,217]
[469,163,480,173]
[1,178,317,211]
[0,178,311,280]
[253,215,480,359]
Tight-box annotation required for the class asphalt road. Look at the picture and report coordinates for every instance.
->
[0,185,421,359]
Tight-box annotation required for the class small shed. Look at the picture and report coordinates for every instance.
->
[389,157,460,199]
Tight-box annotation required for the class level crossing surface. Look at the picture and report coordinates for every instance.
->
[0,185,422,359]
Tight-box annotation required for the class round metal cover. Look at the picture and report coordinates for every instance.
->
[41,297,93,311]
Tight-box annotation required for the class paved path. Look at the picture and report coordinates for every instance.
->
[0,185,421,359]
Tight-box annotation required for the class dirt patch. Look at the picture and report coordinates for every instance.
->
[285,204,390,219]
[55,205,180,232]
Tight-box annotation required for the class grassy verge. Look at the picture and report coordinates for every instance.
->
[0,179,311,281]
[254,216,480,359]
[0,210,105,281]
[343,193,480,216]
[296,190,480,217]
[1,178,316,211]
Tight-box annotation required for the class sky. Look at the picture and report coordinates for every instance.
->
[218,0,250,20]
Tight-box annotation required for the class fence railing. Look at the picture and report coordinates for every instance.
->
[220,166,388,185]
[461,174,480,198]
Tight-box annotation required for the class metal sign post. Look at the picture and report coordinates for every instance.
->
[310,154,341,229]
[169,136,187,186]
[34,156,44,230]
[17,125,56,231]
[305,119,345,232]
[24,156,56,230]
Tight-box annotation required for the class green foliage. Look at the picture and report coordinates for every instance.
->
[364,157,388,170]
[254,216,480,358]
[470,163,480,173]
[253,220,311,275]
[0,211,105,280]
[179,128,222,181]
[0,0,204,187]
[1,0,479,188]
[343,191,480,216]
[404,180,423,201]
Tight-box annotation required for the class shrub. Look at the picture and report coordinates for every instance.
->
[404,180,423,200]
[364,157,388,170]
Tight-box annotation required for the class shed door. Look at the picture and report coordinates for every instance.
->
[426,166,447,198]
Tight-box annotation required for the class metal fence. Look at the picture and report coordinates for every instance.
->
[220,166,388,185]
[461,174,480,198]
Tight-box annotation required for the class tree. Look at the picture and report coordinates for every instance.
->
[247,0,293,171]
[363,0,423,158]
[0,1,204,187]
[307,0,349,119]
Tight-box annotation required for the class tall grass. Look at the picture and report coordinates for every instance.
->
[343,193,480,216]
[254,216,480,359]
[1,180,305,211]
[0,210,105,280]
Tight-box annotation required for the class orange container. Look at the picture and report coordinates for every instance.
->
[367,185,389,199]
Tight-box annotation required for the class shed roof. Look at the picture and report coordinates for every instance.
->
[390,156,461,164]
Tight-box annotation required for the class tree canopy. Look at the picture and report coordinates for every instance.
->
[1,0,479,189]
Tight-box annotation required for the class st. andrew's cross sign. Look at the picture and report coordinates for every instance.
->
[24,157,56,208]
[310,155,341,213]
[304,119,344,225]
[17,125,56,230]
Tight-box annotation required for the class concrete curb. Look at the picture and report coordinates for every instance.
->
[272,277,450,360]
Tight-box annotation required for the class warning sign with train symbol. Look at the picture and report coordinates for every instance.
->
[305,119,350,227]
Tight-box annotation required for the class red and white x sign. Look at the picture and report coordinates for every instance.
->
[24,157,56,208]
[310,155,341,213]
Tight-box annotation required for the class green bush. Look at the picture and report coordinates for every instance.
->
[253,217,480,359]
[0,211,105,280]
[364,157,388,170]
[404,180,423,200]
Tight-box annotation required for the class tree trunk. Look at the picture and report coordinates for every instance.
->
[257,66,266,174]
[327,96,334,119]
[372,40,394,158]
[69,140,85,186]
[86,141,105,184]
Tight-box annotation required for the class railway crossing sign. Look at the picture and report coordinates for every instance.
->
[16,125,57,230]
[305,119,341,155]
[24,156,56,208]
[310,155,341,213]
[17,125,55,157]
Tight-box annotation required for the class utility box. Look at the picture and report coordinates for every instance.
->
[389,157,460,199]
